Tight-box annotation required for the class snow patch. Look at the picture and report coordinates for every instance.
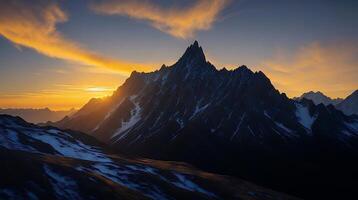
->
[343,121,358,136]
[189,103,210,120]
[0,129,37,153]
[275,121,293,134]
[28,131,111,162]
[93,98,125,132]
[264,111,271,119]
[128,165,157,174]
[172,173,216,197]
[295,103,316,130]
[112,97,142,140]
[231,113,246,140]
[90,163,168,199]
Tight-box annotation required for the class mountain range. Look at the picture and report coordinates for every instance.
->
[0,108,76,124]
[296,90,358,115]
[0,114,299,200]
[48,41,358,199]
[294,91,343,105]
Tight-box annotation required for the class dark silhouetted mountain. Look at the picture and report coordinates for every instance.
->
[52,41,358,199]
[337,90,358,115]
[0,114,298,200]
[0,108,76,123]
[294,91,343,105]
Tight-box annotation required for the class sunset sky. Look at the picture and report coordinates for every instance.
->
[1,0,358,110]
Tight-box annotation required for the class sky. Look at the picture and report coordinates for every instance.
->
[0,0,358,110]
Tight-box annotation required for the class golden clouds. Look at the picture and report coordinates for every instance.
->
[91,0,228,39]
[0,0,146,75]
[261,42,358,98]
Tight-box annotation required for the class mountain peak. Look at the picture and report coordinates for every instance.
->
[351,90,358,96]
[298,90,344,106]
[193,40,200,47]
[176,41,206,66]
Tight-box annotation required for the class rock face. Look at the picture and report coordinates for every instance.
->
[294,91,343,105]
[0,114,299,200]
[337,90,358,115]
[53,41,358,199]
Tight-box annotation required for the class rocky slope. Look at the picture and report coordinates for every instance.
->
[51,41,358,199]
[0,114,299,200]
[336,90,358,115]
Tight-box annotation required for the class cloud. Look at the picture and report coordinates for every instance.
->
[261,42,358,98]
[91,0,229,39]
[0,0,147,75]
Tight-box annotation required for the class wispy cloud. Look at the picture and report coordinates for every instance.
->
[0,0,147,75]
[261,42,358,98]
[91,0,229,39]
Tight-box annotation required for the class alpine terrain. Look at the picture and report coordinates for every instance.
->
[51,41,358,199]
[296,90,358,115]
[294,91,343,106]
[0,114,299,200]
[336,90,358,115]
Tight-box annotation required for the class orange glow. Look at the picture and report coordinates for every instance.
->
[259,42,358,98]
[0,86,115,111]
[0,1,150,75]
[85,87,115,92]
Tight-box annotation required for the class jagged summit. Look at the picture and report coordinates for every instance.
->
[176,40,206,66]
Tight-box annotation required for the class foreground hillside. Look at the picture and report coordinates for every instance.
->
[0,114,298,200]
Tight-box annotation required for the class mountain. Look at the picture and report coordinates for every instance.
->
[295,90,358,115]
[336,90,358,115]
[0,114,298,200]
[52,41,358,199]
[0,108,76,124]
[294,91,343,105]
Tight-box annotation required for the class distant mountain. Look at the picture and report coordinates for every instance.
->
[296,90,358,115]
[294,91,343,105]
[0,108,76,124]
[52,41,358,199]
[337,90,358,115]
[0,114,297,200]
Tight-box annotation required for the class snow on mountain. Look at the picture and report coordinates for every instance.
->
[0,114,298,200]
[294,91,343,106]
[295,103,316,131]
[50,41,358,199]
[112,95,142,141]
[296,90,358,115]
[336,90,358,115]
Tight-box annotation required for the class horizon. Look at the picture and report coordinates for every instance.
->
[1,0,358,110]
[1,55,357,111]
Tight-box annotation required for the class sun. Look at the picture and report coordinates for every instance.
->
[85,87,114,93]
